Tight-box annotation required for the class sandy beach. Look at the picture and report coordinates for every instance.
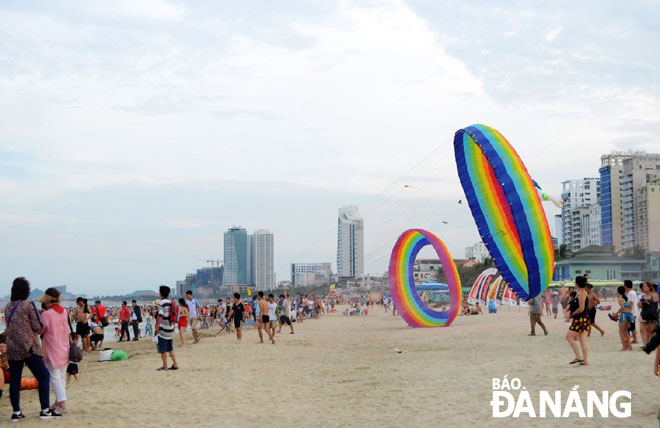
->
[2,304,658,427]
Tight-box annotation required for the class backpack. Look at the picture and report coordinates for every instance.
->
[170,301,178,323]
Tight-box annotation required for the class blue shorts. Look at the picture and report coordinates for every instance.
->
[619,312,634,324]
[157,336,173,353]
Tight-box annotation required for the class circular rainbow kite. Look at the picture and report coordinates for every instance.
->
[454,124,554,300]
[388,229,461,327]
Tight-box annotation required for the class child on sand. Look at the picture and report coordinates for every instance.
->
[66,333,82,384]
[564,291,577,322]
[145,316,152,336]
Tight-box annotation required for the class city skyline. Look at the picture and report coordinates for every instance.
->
[1,1,659,294]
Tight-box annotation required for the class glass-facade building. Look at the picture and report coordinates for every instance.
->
[223,227,248,285]
[337,206,364,278]
[599,166,613,247]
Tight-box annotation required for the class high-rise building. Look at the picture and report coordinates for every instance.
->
[247,234,254,286]
[252,229,274,290]
[175,280,186,297]
[223,226,248,285]
[599,154,626,249]
[554,214,563,245]
[588,204,602,246]
[600,151,660,251]
[195,266,223,296]
[465,241,489,262]
[561,178,600,252]
[291,263,332,287]
[337,206,364,278]
[621,154,660,249]
[638,179,660,252]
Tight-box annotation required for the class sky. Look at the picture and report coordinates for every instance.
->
[1,0,659,295]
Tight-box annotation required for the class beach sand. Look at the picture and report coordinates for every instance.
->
[2,304,658,427]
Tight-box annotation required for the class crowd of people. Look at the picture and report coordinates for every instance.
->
[0,278,341,420]
[525,277,659,372]
[2,274,658,421]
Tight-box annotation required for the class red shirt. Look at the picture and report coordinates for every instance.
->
[92,304,106,320]
[120,307,131,322]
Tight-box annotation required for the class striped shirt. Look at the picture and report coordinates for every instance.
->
[157,299,175,340]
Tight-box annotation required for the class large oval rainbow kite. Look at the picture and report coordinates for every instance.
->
[388,229,461,327]
[454,124,554,300]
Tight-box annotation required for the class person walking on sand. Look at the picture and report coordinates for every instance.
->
[5,277,61,420]
[38,288,70,415]
[131,300,142,341]
[638,282,658,346]
[118,301,131,342]
[543,289,552,317]
[155,286,178,371]
[615,286,633,351]
[565,276,590,365]
[586,283,605,337]
[185,290,201,344]
[267,294,278,338]
[528,294,548,336]
[551,292,559,319]
[256,292,274,344]
[624,280,639,344]
[227,293,244,342]
[176,298,189,346]
[277,295,294,335]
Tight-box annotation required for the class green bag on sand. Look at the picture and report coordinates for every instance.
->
[111,350,128,361]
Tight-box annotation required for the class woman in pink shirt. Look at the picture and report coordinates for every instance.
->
[39,288,70,414]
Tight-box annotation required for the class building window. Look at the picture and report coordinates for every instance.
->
[575,270,582,274]
[585,270,591,274]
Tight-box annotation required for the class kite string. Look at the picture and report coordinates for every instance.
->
[273,136,455,281]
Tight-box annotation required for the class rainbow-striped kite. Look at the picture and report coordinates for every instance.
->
[454,124,554,300]
[388,229,461,327]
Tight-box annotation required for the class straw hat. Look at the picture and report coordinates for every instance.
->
[37,288,61,304]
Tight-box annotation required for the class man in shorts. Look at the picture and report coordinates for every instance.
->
[74,297,91,351]
[277,294,294,335]
[226,293,244,342]
[257,291,275,344]
[185,290,201,344]
[155,285,178,371]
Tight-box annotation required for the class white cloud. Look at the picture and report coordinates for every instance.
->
[88,0,186,21]
[545,27,562,41]
[0,0,658,292]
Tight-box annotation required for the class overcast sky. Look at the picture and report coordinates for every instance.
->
[1,0,658,295]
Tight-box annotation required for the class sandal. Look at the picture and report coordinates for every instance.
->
[579,362,589,365]
[157,367,168,371]
[569,359,583,364]
[169,366,179,370]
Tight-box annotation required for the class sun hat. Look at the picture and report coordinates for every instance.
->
[38,287,61,304]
